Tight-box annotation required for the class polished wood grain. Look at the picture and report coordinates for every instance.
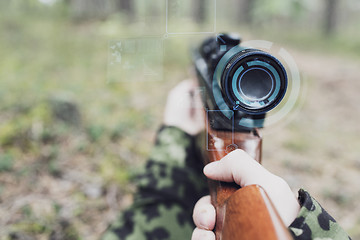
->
[204,128,293,240]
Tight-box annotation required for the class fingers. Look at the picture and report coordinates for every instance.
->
[192,196,215,231]
[191,228,215,240]
[168,79,202,110]
[203,149,301,227]
[192,196,216,240]
[169,79,196,95]
[163,79,205,135]
[203,149,271,187]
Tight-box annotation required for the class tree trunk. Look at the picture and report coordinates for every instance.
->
[117,0,135,21]
[70,0,114,20]
[194,0,206,23]
[239,0,255,25]
[324,0,338,36]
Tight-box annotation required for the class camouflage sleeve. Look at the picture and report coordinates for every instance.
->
[101,126,209,240]
[289,189,351,240]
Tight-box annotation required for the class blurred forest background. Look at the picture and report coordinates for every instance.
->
[0,0,359,239]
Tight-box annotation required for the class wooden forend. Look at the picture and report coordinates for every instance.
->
[205,129,293,240]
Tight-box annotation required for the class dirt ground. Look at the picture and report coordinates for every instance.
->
[0,43,359,239]
[262,48,360,238]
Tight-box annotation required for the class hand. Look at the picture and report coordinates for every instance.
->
[163,79,204,136]
[191,149,300,240]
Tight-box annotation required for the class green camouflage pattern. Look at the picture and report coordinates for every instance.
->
[289,189,351,240]
[101,126,208,240]
[102,126,351,240]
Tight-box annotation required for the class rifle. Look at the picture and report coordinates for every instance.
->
[193,34,294,240]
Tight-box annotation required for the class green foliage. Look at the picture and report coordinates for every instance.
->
[13,221,48,234]
[21,204,33,219]
[0,102,52,149]
[283,137,309,153]
[322,188,351,206]
[48,159,61,177]
[260,29,360,60]
[254,0,303,19]
[86,125,105,142]
[99,154,130,184]
[0,0,359,239]
[0,153,14,172]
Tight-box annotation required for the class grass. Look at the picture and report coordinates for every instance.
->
[0,4,160,239]
[1,2,360,239]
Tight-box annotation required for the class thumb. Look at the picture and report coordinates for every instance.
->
[203,149,300,227]
[203,149,271,187]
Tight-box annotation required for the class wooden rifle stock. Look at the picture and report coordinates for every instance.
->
[204,127,293,240]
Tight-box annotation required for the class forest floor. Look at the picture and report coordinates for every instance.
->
[262,48,360,238]
[0,7,360,240]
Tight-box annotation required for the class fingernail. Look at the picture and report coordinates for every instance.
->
[199,208,211,229]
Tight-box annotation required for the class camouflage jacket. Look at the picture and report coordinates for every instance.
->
[102,126,351,240]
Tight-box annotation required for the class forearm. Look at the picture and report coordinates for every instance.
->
[289,189,351,240]
[102,126,208,240]
[134,126,208,206]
